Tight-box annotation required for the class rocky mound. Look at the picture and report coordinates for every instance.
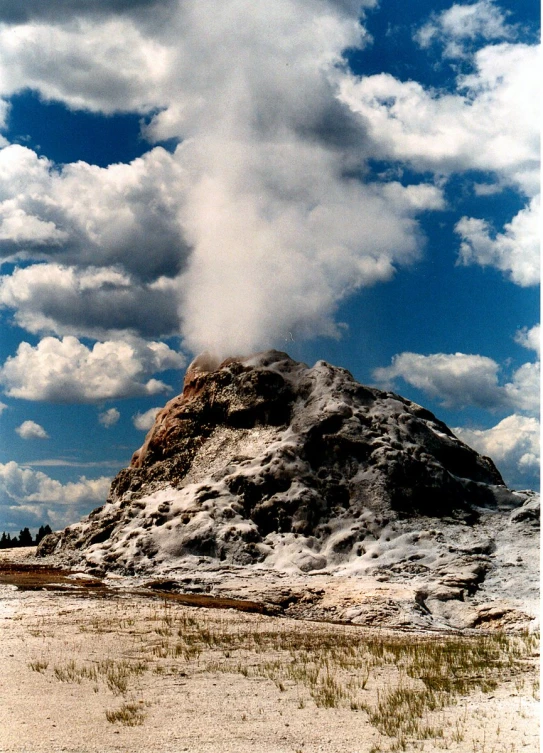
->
[38,351,538,612]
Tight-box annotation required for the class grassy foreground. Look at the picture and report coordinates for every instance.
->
[25,598,539,752]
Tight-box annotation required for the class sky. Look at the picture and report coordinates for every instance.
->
[0,0,539,534]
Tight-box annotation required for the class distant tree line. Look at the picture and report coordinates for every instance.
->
[0,525,53,549]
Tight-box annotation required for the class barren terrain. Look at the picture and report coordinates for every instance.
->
[0,548,539,753]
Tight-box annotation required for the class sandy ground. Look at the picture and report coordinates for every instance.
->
[0,549,539,753]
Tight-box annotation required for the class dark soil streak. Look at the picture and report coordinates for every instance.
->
[0,562,273,613]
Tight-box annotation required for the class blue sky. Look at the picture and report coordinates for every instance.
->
[0,0,539,533]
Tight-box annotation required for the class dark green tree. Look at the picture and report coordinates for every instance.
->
[35,524,53,544]
[18,527,33,547]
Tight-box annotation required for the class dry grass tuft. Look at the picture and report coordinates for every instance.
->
[105,702,146,726]
[28,659,48,673]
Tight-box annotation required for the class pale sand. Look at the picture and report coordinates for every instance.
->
[0,558,539,753]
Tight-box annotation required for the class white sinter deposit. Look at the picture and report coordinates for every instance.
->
[39,351,539,629]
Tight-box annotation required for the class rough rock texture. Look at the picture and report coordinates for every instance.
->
[38,351,539,629]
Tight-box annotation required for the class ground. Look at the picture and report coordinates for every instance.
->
[0,548,539,753]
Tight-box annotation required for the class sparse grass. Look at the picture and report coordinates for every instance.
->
[99,658,148,695]
[53,659,97,684]
[25,598,538,749]
[50,657,148,694]
[136,608,537,749]
[28,659,48,673]
[79,614,139,634]
[105,702,146,726]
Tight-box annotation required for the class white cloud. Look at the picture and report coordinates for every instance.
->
[0,460,111,531]
[0,18,172,114]
[0,145,188,282]
[98,407,120,428]
[0,2,447,356]
[455,196,540,286]
[0,335,185,402]
[454,415,539,490]
[0,97,8,130]
[338,38,540,290]
[0,2,376,119]
[0,200,68,244]
[374,336,540,490]
[1,462,110,505]
[339,42,540,197]
[374,352,503,409]
[22,459,122,469]
[0,0,171,25]
[0,144,443,354]
[0,143,53,197]
[15,420,49,439]
[515,324,540,357]
[502,362,540,414]
[415,0,515,58]
[374,350,539,413]
[472,182,503,197]
[0,2,535,355]
[0,263,180,339]
[0,401,7,414]
[133,406,161,431]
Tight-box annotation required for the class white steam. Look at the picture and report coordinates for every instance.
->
[162,1,441,355]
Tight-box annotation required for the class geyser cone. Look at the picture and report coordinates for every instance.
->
[39,350,529,577]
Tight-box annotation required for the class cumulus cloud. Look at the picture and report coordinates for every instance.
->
[454,415,540,490]
[0,335,185,402]
[0,462,110,504]
[339,42,540,197]
[0,263,180,339]
[15,420,49,439]
[0,401,7,414]
[0,201,68,245]
[502,362,540,414]
[0,2,376,118]
[0,1,536,354]
[0,145,188,282]
[415,0,516,58]
[0,18,173,114]
[374,351,539,413]
[133,406,161,431]
[455,196,540,286]
[343,37,541,288]
[0,460,111,531]
[374,352,503,409]
[0,0,172,25]
[0,1,451,356]
[98,407,120,428]
[515,324,540,356]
